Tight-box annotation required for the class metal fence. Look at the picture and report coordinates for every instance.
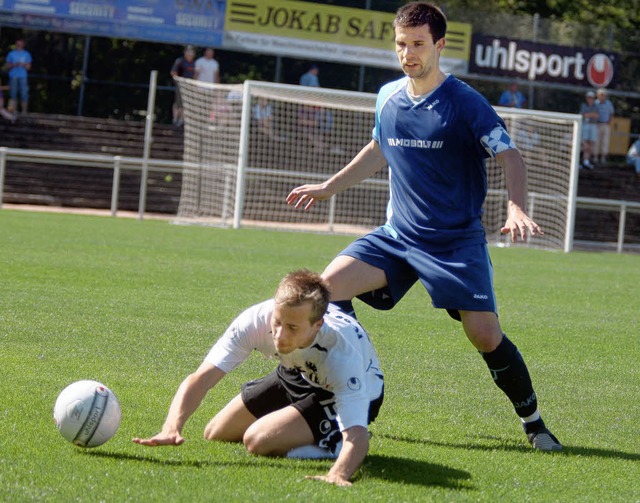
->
[1,146,639,253]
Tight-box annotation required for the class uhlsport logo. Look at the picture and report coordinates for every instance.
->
[586,53,614,88]
[470,34,617,87]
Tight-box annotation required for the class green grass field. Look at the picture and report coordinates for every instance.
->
[1,209,638,502]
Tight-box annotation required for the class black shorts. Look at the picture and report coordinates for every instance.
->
[241,364,383,452]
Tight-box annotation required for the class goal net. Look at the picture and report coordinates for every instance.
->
[486,108,581,251]
[174,77,581,251]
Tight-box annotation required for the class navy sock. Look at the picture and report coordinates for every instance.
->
[330,300,357,319]
[523,418,546,434]
[480,335,538,418]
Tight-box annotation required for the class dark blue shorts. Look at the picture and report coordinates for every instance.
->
[340,226,497,319]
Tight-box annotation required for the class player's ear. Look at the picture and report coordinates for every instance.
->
[436,37,446,53]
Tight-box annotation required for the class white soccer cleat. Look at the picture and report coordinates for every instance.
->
[286,441,342,459]
[527,429,563,451]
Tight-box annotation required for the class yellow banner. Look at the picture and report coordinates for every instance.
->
[225,0,470,61]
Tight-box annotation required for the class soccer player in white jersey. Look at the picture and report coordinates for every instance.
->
[133,270,384,486]
[287,1,561,451]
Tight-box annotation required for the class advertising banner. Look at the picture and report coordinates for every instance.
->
[0,0,473,74]
[0,0,225,46]
[469,34,618,88]
[223,0,472,73]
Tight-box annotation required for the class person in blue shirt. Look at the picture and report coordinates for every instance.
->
[299,64,320,87]
[287,1,561,451]
[5,38,32,115]
[498,80,526,108]
[579,91,599,169]
[594,88,615,164]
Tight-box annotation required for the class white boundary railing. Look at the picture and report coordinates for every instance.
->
[1,145,639,253]
[0,146,184,217]
[573,196,640,254]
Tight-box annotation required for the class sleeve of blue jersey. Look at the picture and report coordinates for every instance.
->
[372,78,406,143]
[468,94,516,158]
[480,125,517,158]
[457,82,515,159]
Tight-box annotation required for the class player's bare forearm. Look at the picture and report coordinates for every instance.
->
[496,149,543,241]
[497,149,528,210]
[287,140,387,210]
[133,363,225,446]
[306,426,369,487]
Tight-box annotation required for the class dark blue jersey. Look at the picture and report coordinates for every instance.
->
[373,75,508,251]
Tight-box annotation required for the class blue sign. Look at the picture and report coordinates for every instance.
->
[0,1,225,46]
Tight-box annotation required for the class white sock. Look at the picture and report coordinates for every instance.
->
[520,410,541,424]
[286,444,337,459]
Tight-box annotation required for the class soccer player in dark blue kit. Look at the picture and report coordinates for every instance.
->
[287,1,561,451]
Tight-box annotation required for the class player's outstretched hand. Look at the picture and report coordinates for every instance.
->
[132,431,184,447]
[501,207,544,243]
[286,183,332,210]
[305,474,352,487]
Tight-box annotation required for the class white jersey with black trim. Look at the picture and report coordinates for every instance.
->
[204,301,384,432]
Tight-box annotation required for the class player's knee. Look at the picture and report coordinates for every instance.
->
[467,327,502,352]
[203,418,227,441]
[242,428,264,455]
[461,312,503,352]
[472,333,502,353]
[243,426,277,456]
[203,422,218,441]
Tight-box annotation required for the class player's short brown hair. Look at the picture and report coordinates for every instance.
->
[393,2,447,43]
[274,269,330,323]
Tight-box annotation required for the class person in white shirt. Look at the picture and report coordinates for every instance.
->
[133,269,384,487]
[195,47,220,84]
[626,138,640,177]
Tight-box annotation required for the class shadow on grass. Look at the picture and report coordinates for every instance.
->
[82,449,291,470]
[84,449,473,489]
[360,454,473,489]
[379,433,640,461]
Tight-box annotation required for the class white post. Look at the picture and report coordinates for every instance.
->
[111,156,121,217]
[564,117,582,253]
[0,147,6,209]
[328,195,336,232]
[138,70,158,221]
[233,80,253,229]
[617,204,627,254]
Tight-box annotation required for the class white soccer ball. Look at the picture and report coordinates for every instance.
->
[53,380,121,448]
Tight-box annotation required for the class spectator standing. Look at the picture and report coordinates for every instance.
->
[170,45,196,127]
[299,64,320,87]
[195,47,220,84]
[252,96,277,140]
[626,137,640,178]
[298,63,335,150]
[579,91,599,169]
[5,38,32,115]
[498,80,526,109]
[594,88,615,164]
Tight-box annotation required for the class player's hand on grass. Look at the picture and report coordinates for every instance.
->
[305,474,352,487]
[132,430,184,447]
[286,184,332,210]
